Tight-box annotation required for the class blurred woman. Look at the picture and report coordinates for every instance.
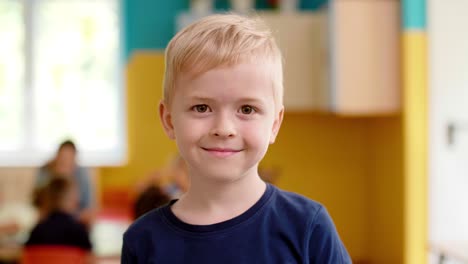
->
[35,140,94,226]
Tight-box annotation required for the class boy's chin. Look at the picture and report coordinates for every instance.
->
[195,168,255,184]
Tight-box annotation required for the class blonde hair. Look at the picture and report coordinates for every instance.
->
[163,13,283,109]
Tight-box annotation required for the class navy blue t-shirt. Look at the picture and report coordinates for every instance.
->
[122,184,351,263]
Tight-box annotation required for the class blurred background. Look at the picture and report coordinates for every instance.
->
[0,0,465,263]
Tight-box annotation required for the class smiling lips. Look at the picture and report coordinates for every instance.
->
[202,147,241,157]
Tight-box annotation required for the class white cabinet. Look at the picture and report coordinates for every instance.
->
[258,11,329,111]
[261,0,400,114]
[329,0,400,114]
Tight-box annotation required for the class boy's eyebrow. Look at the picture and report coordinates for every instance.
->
[236,97,267,105]
[188,96,266,105]
[186,96,216,103]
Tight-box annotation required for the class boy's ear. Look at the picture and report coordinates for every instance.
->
[270,106,284,144]
[159,100,176,140]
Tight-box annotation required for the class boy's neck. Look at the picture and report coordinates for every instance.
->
[171,172,267,225]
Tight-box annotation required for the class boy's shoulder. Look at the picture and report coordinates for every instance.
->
[274,186,324,212]
[125,206,166,236]
[271,186,326,225]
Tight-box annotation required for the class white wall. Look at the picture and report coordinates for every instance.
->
[429,0,468,244]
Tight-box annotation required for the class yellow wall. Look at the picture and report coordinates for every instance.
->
[367,117,404,264]
[99,52,404,263]
[99,52,177,188]
[403,33,428,264]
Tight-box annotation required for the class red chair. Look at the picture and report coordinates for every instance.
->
[100,188,133,220]
[21,245,88,264]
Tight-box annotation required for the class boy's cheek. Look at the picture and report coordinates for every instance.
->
[246,127,272,147]
[173,122,198,140]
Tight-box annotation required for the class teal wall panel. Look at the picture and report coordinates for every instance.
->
[402,0,426,30]
[124,0,189,60]
[123,0,328,60]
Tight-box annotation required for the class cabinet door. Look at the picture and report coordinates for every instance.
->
[330,0,400,115]
[259,11,329,111]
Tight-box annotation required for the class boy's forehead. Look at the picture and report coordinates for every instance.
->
[168,62,282,110]
[180,63,271,84]
[177,64,272,93]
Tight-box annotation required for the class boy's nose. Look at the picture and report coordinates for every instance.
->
[210,114,236,138]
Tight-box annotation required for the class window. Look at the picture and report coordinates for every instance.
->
[0,0,124,166]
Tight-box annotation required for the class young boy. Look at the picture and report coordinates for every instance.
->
[122,13,351,263]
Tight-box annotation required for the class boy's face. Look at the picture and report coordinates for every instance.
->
[160,63,283,183]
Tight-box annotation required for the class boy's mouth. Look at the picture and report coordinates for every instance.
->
[201,147,242,157]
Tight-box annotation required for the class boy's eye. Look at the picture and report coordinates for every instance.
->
[193,104,209,113]
[240,105,254,115]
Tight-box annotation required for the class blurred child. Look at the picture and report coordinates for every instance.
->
[133,185,171,220]
[160,154,190,198]
[132,154,188,219]
[25,177,93,254]
[134,154,189,200]
[31,184,48,221]
[122,13,351,263]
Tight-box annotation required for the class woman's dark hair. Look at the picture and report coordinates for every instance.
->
[58,140,77,153]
